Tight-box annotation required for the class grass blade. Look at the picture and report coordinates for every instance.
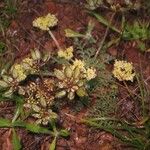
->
[49,137,56,150]
[12,129,22,150]
[90,11,121,34]
[26,123,54,135]
[0,118,11,127]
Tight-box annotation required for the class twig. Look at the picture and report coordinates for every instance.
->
[19,22,62,52]
[94,12,116,58]
[64,113,82,123]
[117,76,150,105]
[48,29,62,50]
[18,22,46,49]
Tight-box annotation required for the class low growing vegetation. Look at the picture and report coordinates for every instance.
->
[0,0,150,149]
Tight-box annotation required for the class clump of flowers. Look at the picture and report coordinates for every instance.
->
[54,59,97,100]
[33,13,61,51]
[0,14,99,128]
[72,59,85,70]
[113,60,135,82]
[11,64,27,82]
[32,108,57,125]
[0,49,51,98]
[58,46,73,60]
[72,59,96,80]
[86,67,97,81]
[22,57,34,70]
[33,13,58,31]
[0,75,19,98]
[54,65,86,100]
[19,78,57,125]
[0,60,31,98]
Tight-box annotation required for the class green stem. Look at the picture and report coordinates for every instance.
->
[12,106,20,123]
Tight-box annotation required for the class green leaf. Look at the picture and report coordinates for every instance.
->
[50,119,56,131]
[3,87,13,98]
[137,41,146,52]
[12,129,22,150]
[90,12,121,34]
[76,87,88,97]
[122,21,150,41]
[0,118,26,128]
[13,95,24,103]
[65,29,84,38]
[31,49,41,60]
[49,137,56,150]
[25,123,52,134]
[0,42,5,53]
[11,108,21,123]
[0,118,11,127]
[12,120,26,127]
[59,129,70,137]
[104,38,120,49]
[0,80,9,88]
[87,20,95,34]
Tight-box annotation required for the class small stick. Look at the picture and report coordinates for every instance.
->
[117,76,150,104]
[48,29,62,50]
[94,12,116,58]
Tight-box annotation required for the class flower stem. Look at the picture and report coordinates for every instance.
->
[48,29,61,50]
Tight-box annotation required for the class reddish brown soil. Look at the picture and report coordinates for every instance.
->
[0,0,150,150]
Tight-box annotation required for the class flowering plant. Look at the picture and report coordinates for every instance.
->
[58,46,74,60]
[54,58,97,100]
[113,60,135,82]
[33,13,58,31]
[33,13,61,51]
[0,49,51,98]
[0,15,97,126]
